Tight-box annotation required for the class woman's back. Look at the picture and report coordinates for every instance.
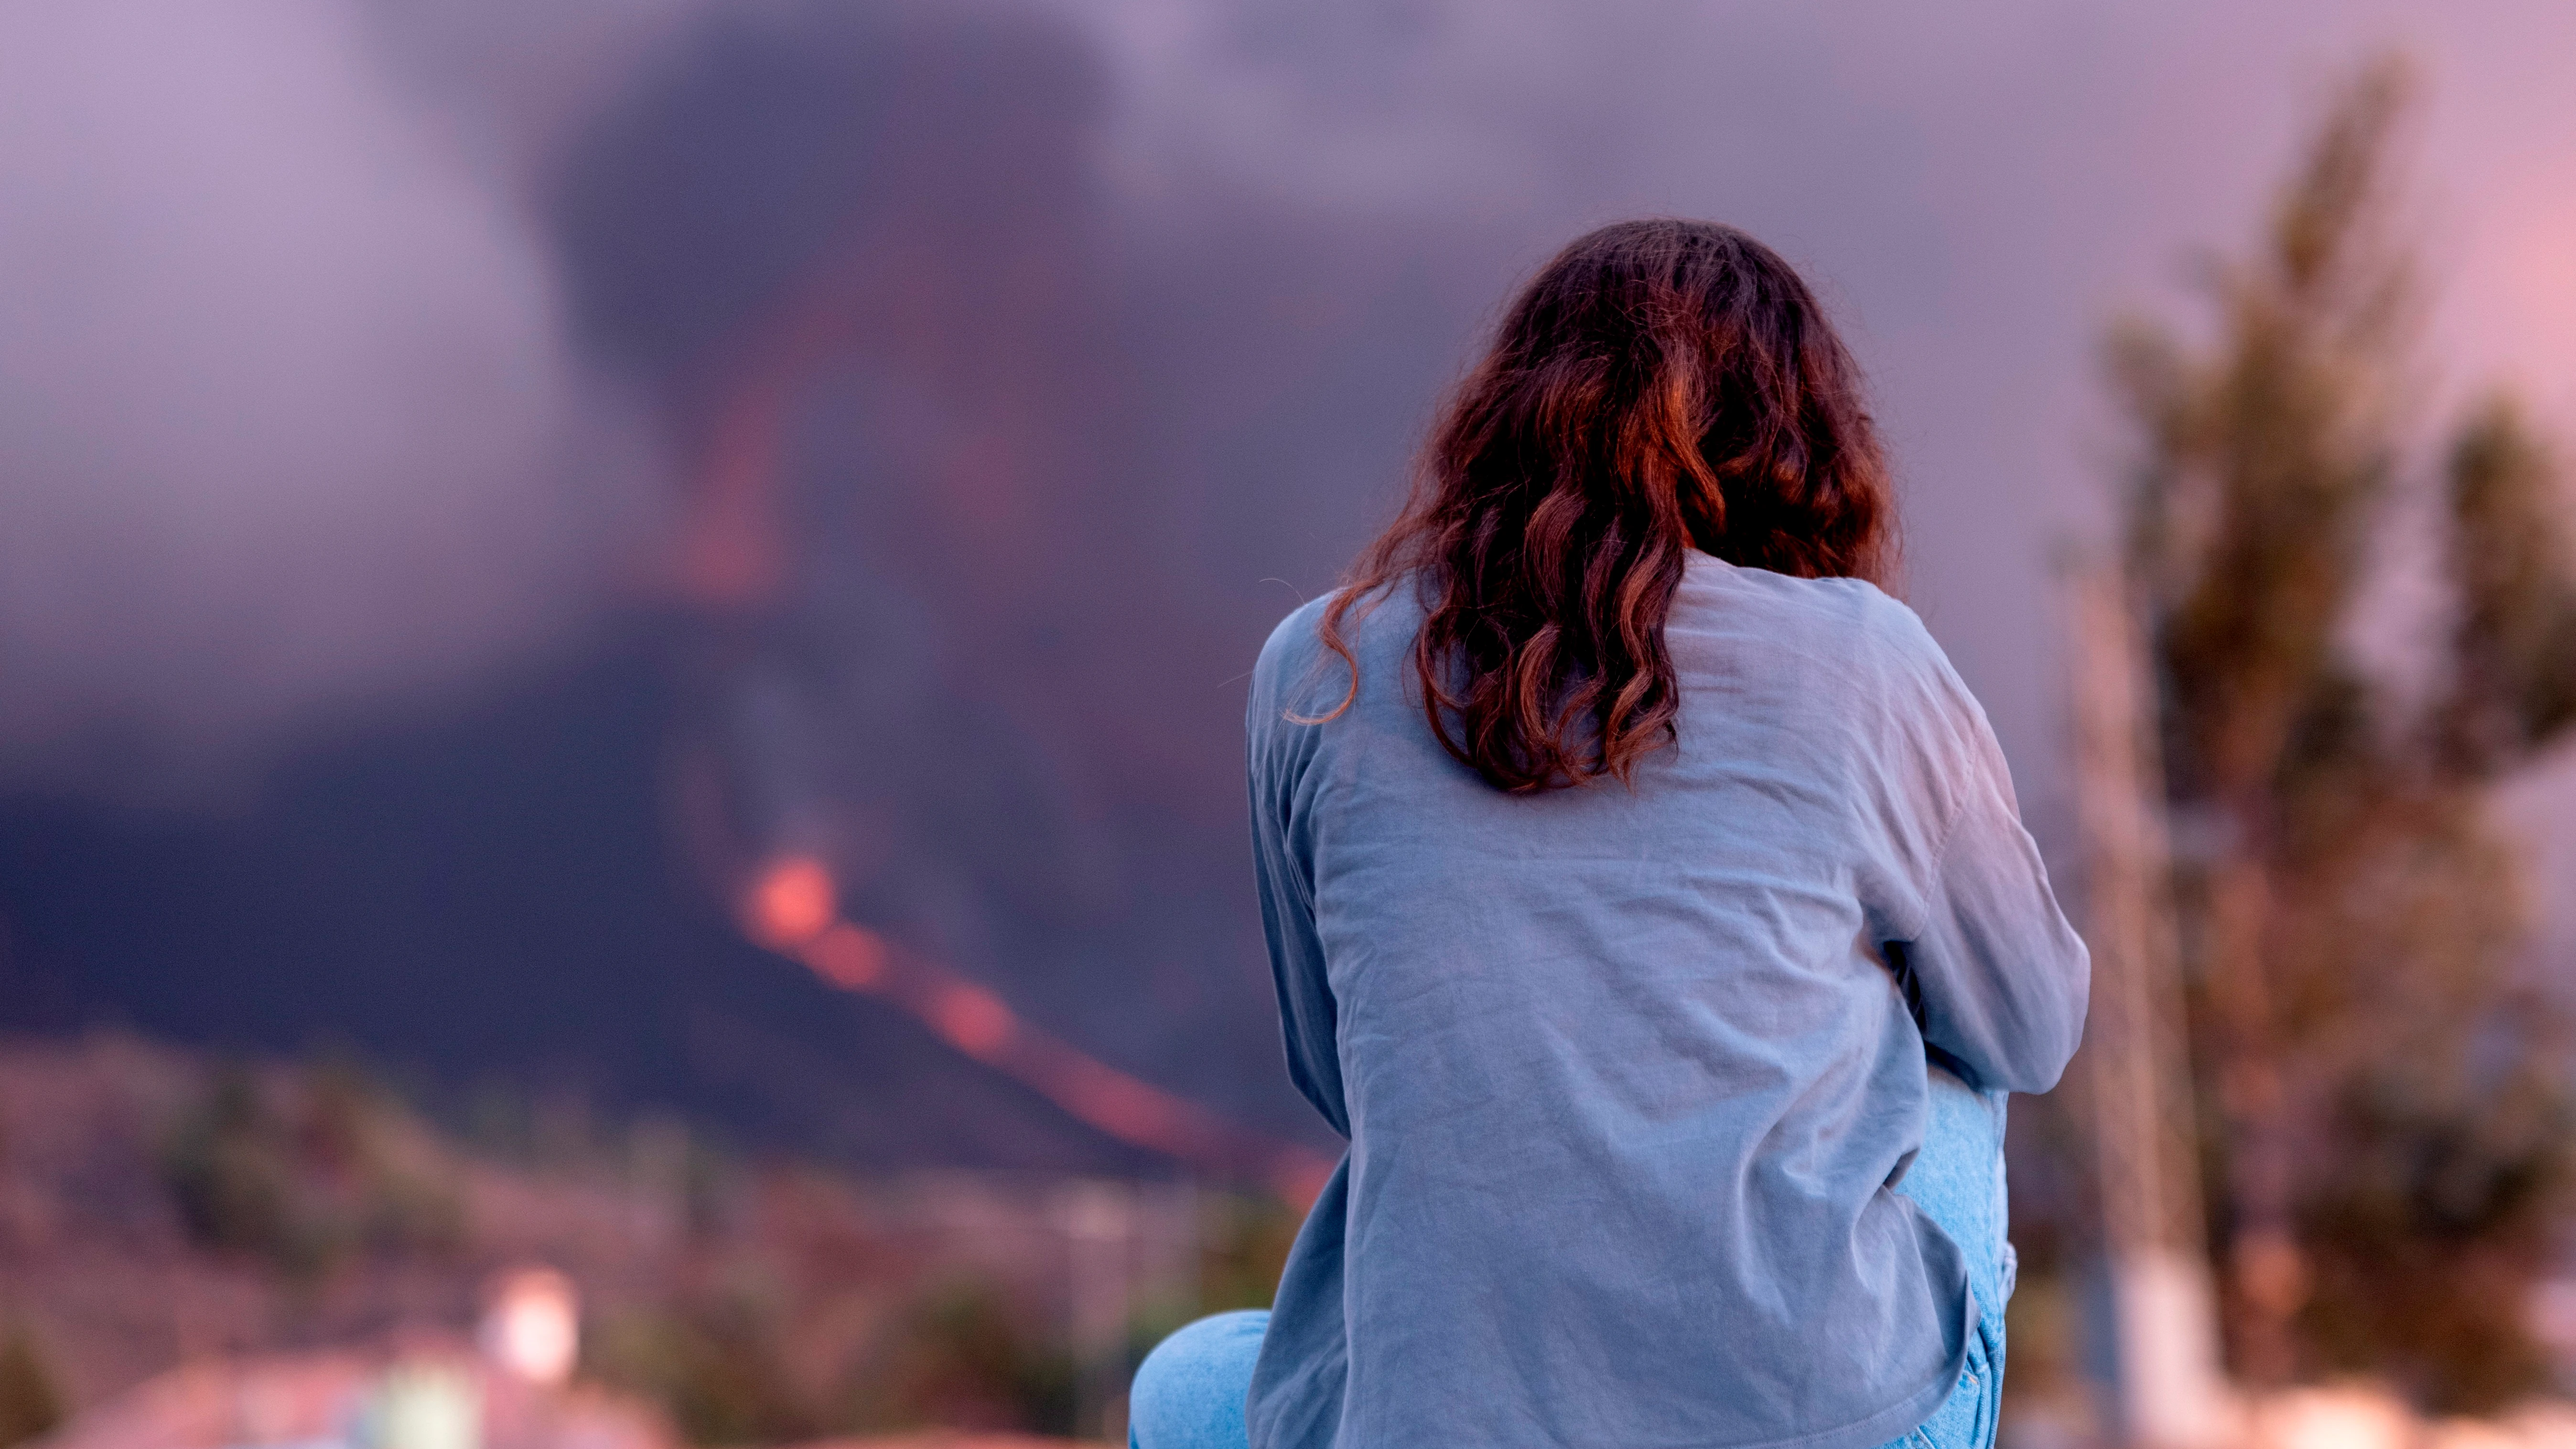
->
[1243,554,2085,1449]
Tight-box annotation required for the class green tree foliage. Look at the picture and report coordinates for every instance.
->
[1122,1191,1302,1385]
[158,1060,464,1283]
[853,1280,1075,1437]
[0,1326,65,1449]
[160,1068,307,1269]
[2111,57,2576,1412]
[586,1276,1082,1446]
[586,1294,818,1448]
[2444,400,2576,771]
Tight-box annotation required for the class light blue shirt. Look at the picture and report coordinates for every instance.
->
[1243,554,2088,1449]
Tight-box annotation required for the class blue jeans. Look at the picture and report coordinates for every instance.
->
[1131,1067,2011,1449]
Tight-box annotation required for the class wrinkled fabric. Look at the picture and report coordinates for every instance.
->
[1134,1069,2014,1449]
[1242,555,2086,1449]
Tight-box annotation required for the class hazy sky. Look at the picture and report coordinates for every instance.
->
[1060,1,2576,964]
[0,0,677,796]
[1057,0,2576,993]
[9,0,2570,791]
[1061,0,2576,797]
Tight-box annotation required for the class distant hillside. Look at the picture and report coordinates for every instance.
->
[0,623,1317,1178]
[0,1036,1292,1445]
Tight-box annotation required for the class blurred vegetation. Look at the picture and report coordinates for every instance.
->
[2109,56,2576,1412]
[587,1275,1081,1445]
[851,1280,1076,1437]
[13,1038,1309,1445]
[587,1291,819,1448]
[1999,1274,2086,1428]
[584,1189,1304,1447]
[1186,1191,1303,1317]
[1123,1190,1302,1376]
[0,1325,65,1449]
[157,1059,464,1282]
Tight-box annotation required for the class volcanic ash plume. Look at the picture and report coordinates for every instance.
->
[0,0,664,800]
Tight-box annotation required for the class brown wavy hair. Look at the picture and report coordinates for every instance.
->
[1309,218,1898,791]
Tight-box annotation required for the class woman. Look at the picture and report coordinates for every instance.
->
[1137,220,2087,1449]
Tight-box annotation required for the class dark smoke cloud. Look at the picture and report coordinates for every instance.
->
[0,0,668,799]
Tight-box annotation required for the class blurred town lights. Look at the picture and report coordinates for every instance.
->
[743,854,836,949]
[478,1266,579,1386]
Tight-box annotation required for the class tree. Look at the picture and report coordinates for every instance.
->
[2109,56,2576,1412]
[0,1326,64,1449]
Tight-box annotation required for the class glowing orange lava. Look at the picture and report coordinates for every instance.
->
[743,854,837,949]
[927,980,1018,1060]
[738,855,1335,1205]
[803,921,888,988]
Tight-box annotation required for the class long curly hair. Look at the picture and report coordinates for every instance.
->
[1308,219,1899,791]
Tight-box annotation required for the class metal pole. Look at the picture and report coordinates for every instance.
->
[2062,560,2232,1449]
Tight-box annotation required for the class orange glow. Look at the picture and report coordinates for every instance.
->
[667,226,887,612]
[743,855,836,949]
[803,921,887,988]
[1051,1057,1194,1145]
[681,204,1334,1201]
[927,980,1017,1060]
[750,890,1337,1207]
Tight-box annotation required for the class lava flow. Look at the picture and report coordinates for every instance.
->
[742,853,1335,1206]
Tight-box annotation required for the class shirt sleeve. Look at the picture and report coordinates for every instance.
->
[1892,652,2091,1095]
[1247,609,1351,1137]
